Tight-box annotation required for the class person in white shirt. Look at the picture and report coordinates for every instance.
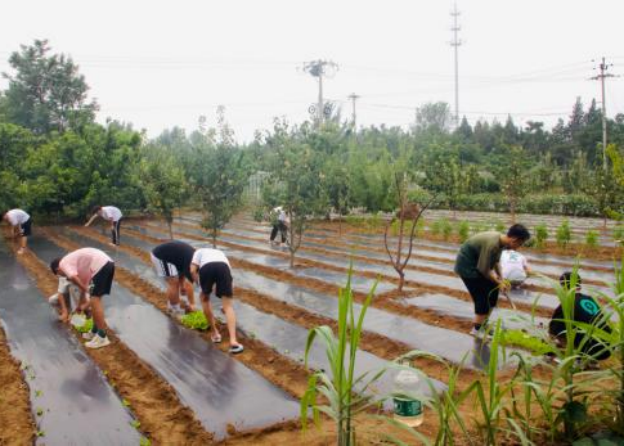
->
[269,206,288,246]
[48,277,90,323]
[85,205,123,246]
[190,248,244,354]
[2,208,32,254]
[500,249,531,288]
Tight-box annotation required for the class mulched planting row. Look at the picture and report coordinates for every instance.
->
[0,238,141,445]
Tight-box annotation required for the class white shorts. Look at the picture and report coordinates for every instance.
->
[151,253,179,278]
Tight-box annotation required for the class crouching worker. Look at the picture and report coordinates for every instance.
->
[190,247,244,354]
[500,249,532,288]
[2,208,32,254]
[50,248,115,349]
[150,240,196,315]
[549,272,612,363]
[48,276,90,323]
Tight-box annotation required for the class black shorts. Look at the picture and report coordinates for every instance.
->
[460,275,499,315]
[199,262,233,298]
[20,218,32,237]
[89,261,115,297]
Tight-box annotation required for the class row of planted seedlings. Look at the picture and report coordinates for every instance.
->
[158,216,624,445]
[67,224,454,444]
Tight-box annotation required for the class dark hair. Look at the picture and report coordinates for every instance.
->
[507,224,531,242]
[91,205,102,214]
[50,258,61,275]
[560,271,582,288]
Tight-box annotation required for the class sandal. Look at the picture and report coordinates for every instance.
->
[211,332,222,343]
[229,344,244,354]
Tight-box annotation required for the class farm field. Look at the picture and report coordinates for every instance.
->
[1,211,622,445]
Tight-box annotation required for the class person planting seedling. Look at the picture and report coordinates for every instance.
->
[2,208,32,254]
[48,276,90,323]
[549,272,612,364]
[150,240,196,315]
[454,224,531,339]
[50,247,115,349]
[269,206,289,246]
[85,205,123,246]
[500,249,532,288]
[190,247,244,354]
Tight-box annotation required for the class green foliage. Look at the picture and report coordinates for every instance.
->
[494,220,506,232]
[457,220,470,242]
[535,223,549,248]
[138,145,188,237]
[441,219,453,241]
[140,437,152,446]
[499,329,554,356]
[180,311,210,331]
[130,420,141,430]
[73,317,93,334]
[614,226,624,247]
[556,220,572,248]
[301,270,382,445]
[585,230,599,248]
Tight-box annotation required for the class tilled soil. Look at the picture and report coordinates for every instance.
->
[0,324,34,446]
[23,229,215,446]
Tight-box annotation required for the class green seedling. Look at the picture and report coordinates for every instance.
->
[130,420,141,429]
[73,317,94,334]
[180,311,210,331]
[499,329,554,356]
[36,407,44,417]
[35,390,43,398]
[36,430,45,438]
[122,399,131,408]
[585,230,599,248]
[140,437,152,446]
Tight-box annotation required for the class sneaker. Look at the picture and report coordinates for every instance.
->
[469,327,493,340]
[229,344,244,354]
[82,332,96,340]
[85,335,111,349]
[211,332,222,343]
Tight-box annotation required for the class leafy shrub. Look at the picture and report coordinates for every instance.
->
[494,220,506,232]
[431,219,443,235]
[614,226,624,246]
[457,221,470,242]
[180,311,210,331]
[535,223,549,248]
[585,230,599,248]
[556,220,572,248]
[441,219,453,241]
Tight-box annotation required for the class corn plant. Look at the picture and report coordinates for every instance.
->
[441,219,453,241]
[457,221,470,243]
[585,230,599,248]
[431,219,442,236]
[556,220,572,248]
[301,270,382,446]
[535,223,548,249]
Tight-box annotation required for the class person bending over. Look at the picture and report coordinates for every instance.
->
[3,208,32,254]
[454,224,531,339]
[190,247,244,354]
[50,248,115,349]
[151,240,197,315]
[85,205,123,246]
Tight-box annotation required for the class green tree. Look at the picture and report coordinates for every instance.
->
[138,146,188,239]
[494,145,530,222]
[2,40,97,134]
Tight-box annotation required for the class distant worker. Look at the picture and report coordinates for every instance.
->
[2,208,32,254]
[549,272,611,362]
[500,249,531,288]
[269,206,288,246]
[454,224,531,339]
[190,247,244,354]
[151,240,197,315]
[50,248,115,349]
[85,205,123,246]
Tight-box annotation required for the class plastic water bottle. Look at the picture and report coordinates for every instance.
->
[393,361,424,427]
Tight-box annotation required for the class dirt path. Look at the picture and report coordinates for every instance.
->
[20,229,215,446]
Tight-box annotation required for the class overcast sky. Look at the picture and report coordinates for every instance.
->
[1,0,623,142]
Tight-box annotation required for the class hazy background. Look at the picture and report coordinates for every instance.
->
[1,0,622,141]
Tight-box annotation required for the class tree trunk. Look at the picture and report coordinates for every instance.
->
[290,250,295,268]
[212,230,217,248]
[167,221,174,240]
[398,271,405,292]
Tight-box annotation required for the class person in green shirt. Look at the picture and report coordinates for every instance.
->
[454,224,531,338]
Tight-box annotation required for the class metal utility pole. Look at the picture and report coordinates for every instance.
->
[303,60,339,127]
[450,3,462,127]
[348,93,360,129]
[591,57,615,170]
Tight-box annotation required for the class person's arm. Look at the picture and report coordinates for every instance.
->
[66,274,90,294]
[190,263,199,284]
[85,213,99,227]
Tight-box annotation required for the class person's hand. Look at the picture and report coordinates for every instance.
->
[499,280,511,293]
[59,310,70,324]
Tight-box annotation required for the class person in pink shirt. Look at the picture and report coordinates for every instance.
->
[50,248,115,349]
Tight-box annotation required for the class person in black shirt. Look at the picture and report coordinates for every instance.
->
[151,240,197,315]
[549,272,611,361]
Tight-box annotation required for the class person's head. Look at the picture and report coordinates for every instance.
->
[91,205,102,215]
[560,271,582,290]
[50,258,63,276]
[505,224,531,249]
